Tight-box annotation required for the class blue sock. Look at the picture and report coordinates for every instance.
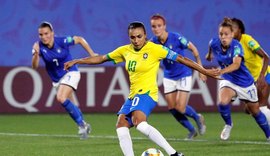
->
[169,109,195,132]
[185,105,200,123]
[218,104,232,126]
[253,111,270,138]
[62,99,84,126]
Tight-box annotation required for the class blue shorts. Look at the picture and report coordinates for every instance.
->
[117,94,157,126]
[265,72,270,85]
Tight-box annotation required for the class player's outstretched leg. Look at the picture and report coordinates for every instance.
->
[218,104,233,140]
[136,121,184,156]
[253,111,270,140]
[184,105,206,135]
[116,127,134,156]
[62,99,91,139]
[169,109,197,140]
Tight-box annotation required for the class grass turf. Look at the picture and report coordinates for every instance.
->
[0,113,269,156]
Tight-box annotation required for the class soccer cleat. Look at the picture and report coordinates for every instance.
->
[184,130,197,140]
[78,122,91,140]
[197,114,206,135]
[220,124,232,140]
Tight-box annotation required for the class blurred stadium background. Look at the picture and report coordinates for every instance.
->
[0,0,270,114]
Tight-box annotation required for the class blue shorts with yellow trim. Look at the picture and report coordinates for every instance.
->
[117,94,157,127]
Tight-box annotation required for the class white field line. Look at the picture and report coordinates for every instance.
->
[0,132,269,145]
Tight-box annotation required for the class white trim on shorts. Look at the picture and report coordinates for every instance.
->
[219,80,258,102]
[52,71,81,90]
[163,76,192,94]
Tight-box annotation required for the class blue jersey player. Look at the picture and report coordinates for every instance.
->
[150,14,206,140]
[206,17,270,141]
[31,21,97,139]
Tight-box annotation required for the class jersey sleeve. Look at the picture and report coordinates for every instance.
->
[233,44,244,58]
[177,34,189,49]
[242,35,261,52]
[107,46,125,64]
[63,36,75,46]
[158,45,178,61]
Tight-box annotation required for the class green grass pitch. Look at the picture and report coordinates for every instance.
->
[0,113,269,156]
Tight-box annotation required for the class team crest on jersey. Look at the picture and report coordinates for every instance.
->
[57,48,61,53]
[248,40,256,48]
[143,53,148,59]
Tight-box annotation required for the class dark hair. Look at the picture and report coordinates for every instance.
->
[128,21,146,34]
[39,21,54,31]
[231,18,245,34]
[150,14,166,25]
[219,17,233,32]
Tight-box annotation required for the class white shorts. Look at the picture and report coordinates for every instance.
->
[219,80,258,102]
[163,76,192,94]
[52,71,81,90]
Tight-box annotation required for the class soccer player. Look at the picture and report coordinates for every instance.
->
[231,18,270,125]
[205,17,270,141]
[64,22,218,156]
[150,14,206,140]
[31,21,97,139]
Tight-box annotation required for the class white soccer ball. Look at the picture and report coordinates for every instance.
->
[141,148,164,156]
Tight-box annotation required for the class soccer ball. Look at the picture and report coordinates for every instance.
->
[141,148,164,156]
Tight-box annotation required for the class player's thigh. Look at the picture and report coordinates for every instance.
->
[57,85,74,102]
[132,110,147,126]
[218,80,237,104]
[116,114,130,128]
[219,87,236,104]
[176,90,189,106]
[165,92,177,109]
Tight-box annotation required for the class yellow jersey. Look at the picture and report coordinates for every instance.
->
[107,41,169,101]
[240,34,267,81]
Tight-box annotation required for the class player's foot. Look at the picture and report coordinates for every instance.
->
[184,130,197,140]
[78,122,91,140]
[220,124,232,140]
[171,152,184,156]
[197,114,206,135]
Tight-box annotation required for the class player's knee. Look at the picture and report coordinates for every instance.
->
[218,99,231,105]
[116,116,129,128]
[56,95,67,103]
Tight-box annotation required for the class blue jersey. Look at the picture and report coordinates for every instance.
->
[39,36,78,82]
[209,38,254,87]
[151,32,192,80]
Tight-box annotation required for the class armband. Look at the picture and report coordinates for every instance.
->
[166,50,178,61]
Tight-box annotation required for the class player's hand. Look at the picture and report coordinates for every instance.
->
[64,60,77,70]
[199,73,207,82]
[206,68,222,79]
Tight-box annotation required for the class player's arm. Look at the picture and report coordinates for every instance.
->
[219,56,242,74]
[255,48,269,88]
[188,42,207,81]
[73,36,98,57]
[205,46,213,62]
[175,54,219,79]
[31,42,40,69]
[64,55,109,70]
